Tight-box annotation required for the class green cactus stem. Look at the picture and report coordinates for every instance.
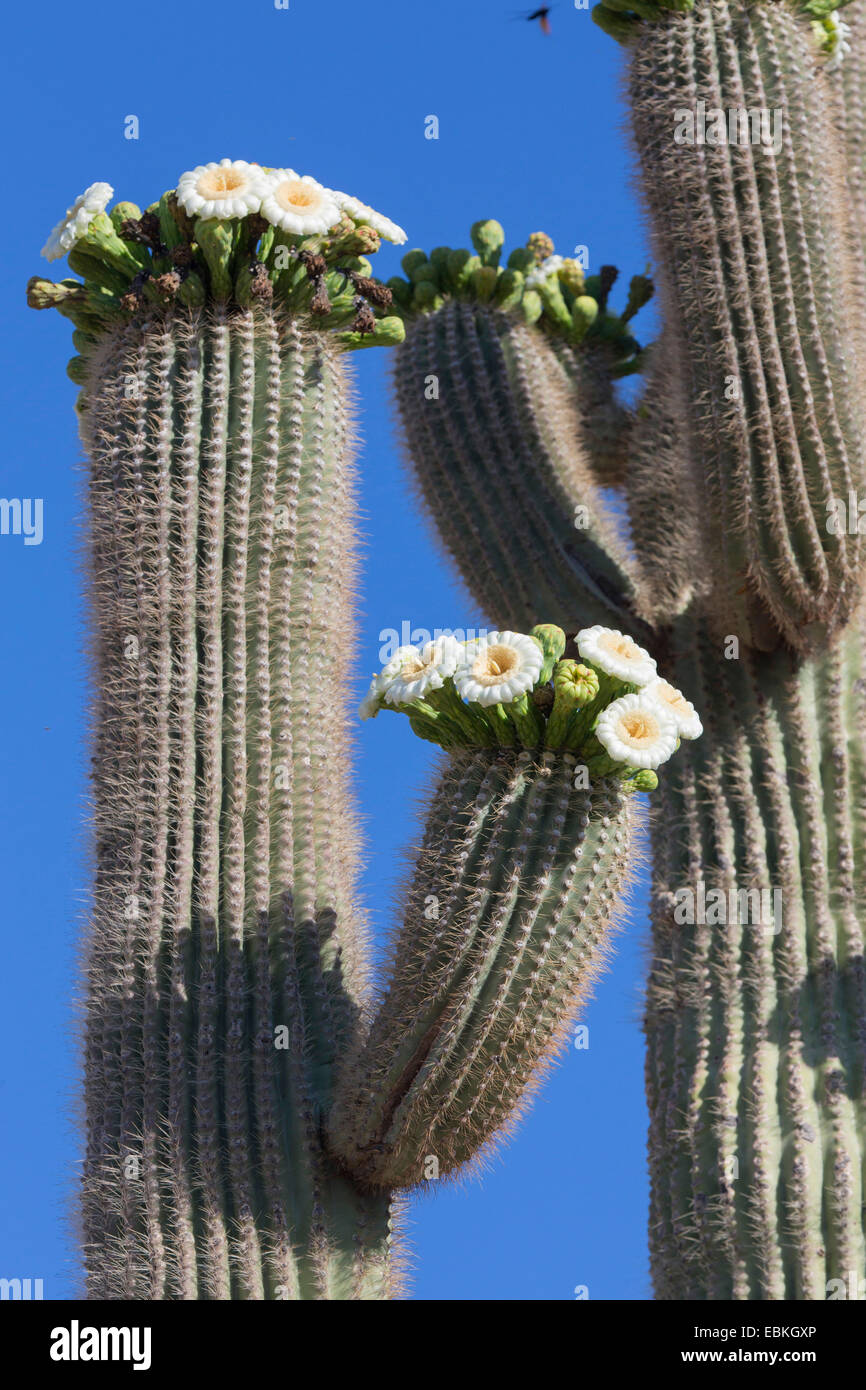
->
[77,302,397,1299]
[627,0,866,651]
[645,606,866,1298]
[392,297,645,635]
[328,751,636,1188]
[31,162,411,1300]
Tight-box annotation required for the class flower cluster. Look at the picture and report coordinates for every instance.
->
[174,160,406,244]
[360,622,702,789]
[386,220,653,374]
[28,160,408,377]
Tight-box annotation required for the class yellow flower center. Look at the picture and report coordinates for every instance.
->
[402,657,431,678]
[655,680,689,716]
[474,644,518,684]
[599,632,642,664]
[274,180,320,211]
[198,168,247,198]
[618,711,659,746]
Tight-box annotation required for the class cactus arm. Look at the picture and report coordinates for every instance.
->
[328,752,636,1188]
[391,233,654,635]
[330,624,692,1190]
[396,304,643,633]
[627,2,866,650]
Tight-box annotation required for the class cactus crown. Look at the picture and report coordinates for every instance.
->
[360,622,701,790]
[593,0,855,47]
[27,160,409,389]
[387,220,653,375]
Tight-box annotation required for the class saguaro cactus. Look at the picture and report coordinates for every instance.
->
[32,165,700,1298]
[35,0,866,1305]
[390,2,866,1299]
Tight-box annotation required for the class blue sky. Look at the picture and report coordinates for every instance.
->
[1,0,656,1299]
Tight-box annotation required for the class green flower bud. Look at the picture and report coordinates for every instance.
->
[71,328,97,354]
[407,258,439,286]
[591,2,642,40]
[470,265,499,303]
[470,219,505,269]
[444,247,473,291]
[571,295,600,340]
[66,355,88,386]
[545,661,600,748]
[520,289,543,325]
[492,268,525,311]
[67,246,131,297]
[558,258,585,296]
[153,190,186,253]
[176,272,207,307]
[537,276,573,332]
[77,211,149,279]
[413,280,443,311]
[337,315,406,350]
[449,250,481,293]
[507,246,536,274]
[401,248,429,278]
[631,769,659,792]
[194,218,238,300]
[622,272,654,323]
[109,201,142,230]
[26,277,86,312]
[330,224,381,256]
[530,624,567,683]
[386,276,412,309]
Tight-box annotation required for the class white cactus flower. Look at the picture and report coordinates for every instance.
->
[525,254,565,290]
[259,170,342,236]
[596,692,679,771]
[576,625,657,687]
[41,182,114,261]
[643,678,703,741]
[453,631,543,707]
[326,189,407,245]
[358,672,389,722]
[382,636,462,706]
[176,159,267,220]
